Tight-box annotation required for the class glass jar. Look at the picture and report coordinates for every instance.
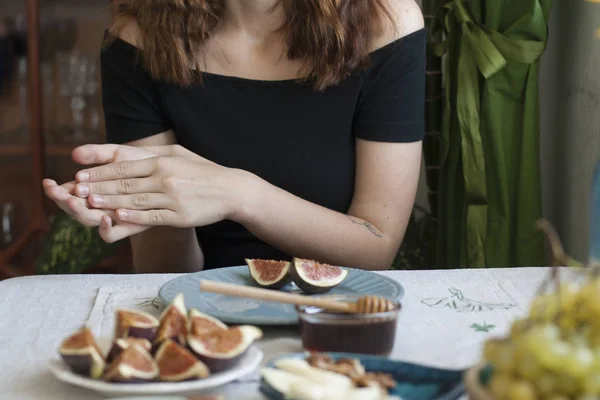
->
[296,294,401,357]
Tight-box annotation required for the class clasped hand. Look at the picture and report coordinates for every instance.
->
[43,144,249,243]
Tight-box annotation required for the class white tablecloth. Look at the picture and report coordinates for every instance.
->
[0,267,553,399]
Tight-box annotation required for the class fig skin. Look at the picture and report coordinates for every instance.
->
[114,309,159,341]
[107,337,152,363]
[246,259,293,289]
[188,308,228,337]
[103,344,159,383]
[59,326,106,379]
[154,293,188,348]
[187,325,262,372]
[155,339,210,382]
[290,258,348,294]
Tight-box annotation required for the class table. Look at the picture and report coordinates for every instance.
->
[0,267,553,399]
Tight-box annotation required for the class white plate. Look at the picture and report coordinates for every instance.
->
[48,346,263,398]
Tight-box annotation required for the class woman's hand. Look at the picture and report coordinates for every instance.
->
[72,144,253,233]
[43,144,167,242]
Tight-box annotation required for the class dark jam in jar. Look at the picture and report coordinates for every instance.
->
[297,304,399,356]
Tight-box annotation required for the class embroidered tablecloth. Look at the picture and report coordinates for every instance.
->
[0,267,553,399]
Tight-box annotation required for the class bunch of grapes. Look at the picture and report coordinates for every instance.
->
[482,269,600,400]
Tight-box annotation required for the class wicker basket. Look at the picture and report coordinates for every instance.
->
[464,363,495,400]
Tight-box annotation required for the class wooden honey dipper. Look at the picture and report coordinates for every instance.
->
[198,280,398,314]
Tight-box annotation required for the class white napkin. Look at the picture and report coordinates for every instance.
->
[87,286,164,345]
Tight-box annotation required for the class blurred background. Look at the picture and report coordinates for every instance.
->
[0,0,127,277]
[0,0,598,278]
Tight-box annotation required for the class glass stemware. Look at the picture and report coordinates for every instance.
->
[57,51,95,142]
[1,203,15,249]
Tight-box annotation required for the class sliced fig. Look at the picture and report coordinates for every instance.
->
[155,339,210,381]
[59,326,105,379]
[107,337,152,363]
[114,308,159,341]
[188,325,262,372]
[290,258,348,294]
[188,309,228,337]
[246,258,293,289]
[103,344,159,383]
[154,293,188,347]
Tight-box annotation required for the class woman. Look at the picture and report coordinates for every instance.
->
[43,0,425,273]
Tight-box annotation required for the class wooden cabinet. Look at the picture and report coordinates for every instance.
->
[0,0,132,278]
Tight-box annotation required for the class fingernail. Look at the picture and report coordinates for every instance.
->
[91,195,103,204]
[78,171,90,182]
[78,185,89,196]
[118,210,129,220]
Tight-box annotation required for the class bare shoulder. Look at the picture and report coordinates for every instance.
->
[370,0,425,52]
[109,17,143,49]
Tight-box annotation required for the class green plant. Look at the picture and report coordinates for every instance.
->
[35,211,118,274]
[392,204,436,269]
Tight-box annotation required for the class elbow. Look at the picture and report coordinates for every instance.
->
[367,262,393,271]
[371,252,397,271]
[358,237,400,271]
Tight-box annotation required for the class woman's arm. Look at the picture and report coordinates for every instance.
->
[116,131,205,273]
[74,137,421,271]
[235,140,422,270]
[234,0,425,269]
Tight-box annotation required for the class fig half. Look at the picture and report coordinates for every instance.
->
[107,337,152,363]
[103,344,159,383]
[59,326,105,379]
[246,259,293,289]
[188,325,263,372]
[188,309,228,337]
[154,293,188,347]
[114,308,159,341]
[290,258,348,294]
[155,339,210,381]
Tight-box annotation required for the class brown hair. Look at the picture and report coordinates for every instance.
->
[105,0,393,91]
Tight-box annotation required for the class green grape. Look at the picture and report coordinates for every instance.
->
[516,353,540,380]
[534,323,561,342]
[564,346,595,378]
[537,339,571,370]
[555,373,580,397]
[559,315,579,336]
[510,318,529,339]
[585,323,600,348]
[483,339,503,363]
[582,373,600,395]
[571,331,592,350]
[559,281,581,313]
[482,276,600,400]
[578,279,600,319]
[535,373,557,397]
[506,379,537,400]
[494,341,517,373]
[592,350,600,372]
[529,294,559,322]
[489,373,513,400]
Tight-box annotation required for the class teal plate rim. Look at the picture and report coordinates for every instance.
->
[260,352,466,400]
[158,266,405,326]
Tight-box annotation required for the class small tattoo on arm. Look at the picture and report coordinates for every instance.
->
[347,216,383,238]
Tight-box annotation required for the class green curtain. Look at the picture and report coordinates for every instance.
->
[432,0,553,268]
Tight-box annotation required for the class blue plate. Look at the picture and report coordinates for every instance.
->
[261,352,466,400]
[158,266,404,325]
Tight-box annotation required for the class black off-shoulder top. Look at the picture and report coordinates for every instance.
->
[100,28,426,269]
